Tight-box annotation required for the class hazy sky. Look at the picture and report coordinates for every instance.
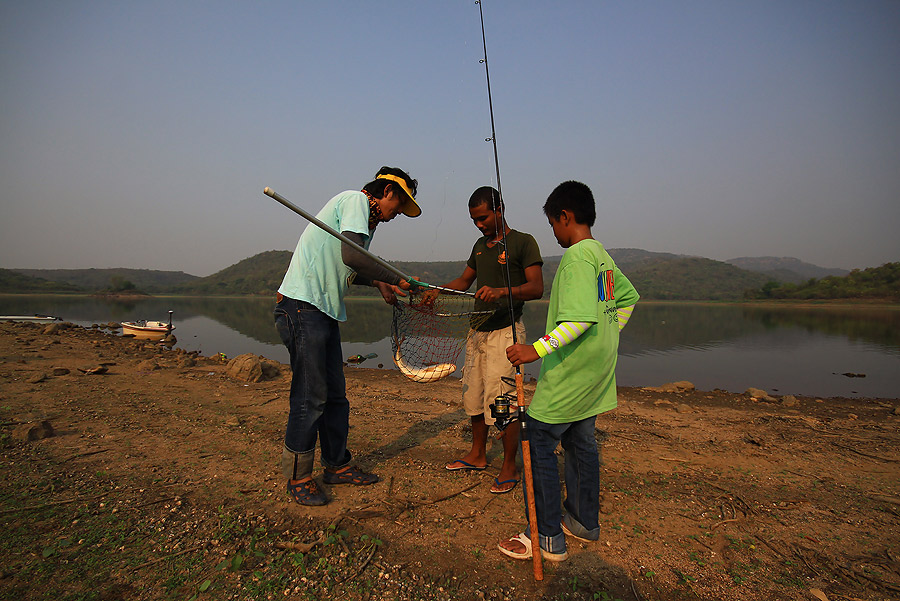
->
[2,1,898,276]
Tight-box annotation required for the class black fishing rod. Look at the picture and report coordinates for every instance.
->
[476,0,517,345]
[476,0,543,581]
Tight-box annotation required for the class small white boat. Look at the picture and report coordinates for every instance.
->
[0,315,63,324]
[121,311,174,340]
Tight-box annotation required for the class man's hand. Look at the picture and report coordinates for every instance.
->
[475,285,504,303]
[374,280,408,305]
[506,343,539,366]
[420,288,440,306]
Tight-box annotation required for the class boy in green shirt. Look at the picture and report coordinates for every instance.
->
[499,181,639,561]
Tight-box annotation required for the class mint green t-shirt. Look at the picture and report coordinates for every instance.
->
[527,239,639,424]
[277,191,371,321]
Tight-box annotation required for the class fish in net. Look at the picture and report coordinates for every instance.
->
[391,288,497,383]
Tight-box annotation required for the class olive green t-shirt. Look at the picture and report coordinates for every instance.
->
[466,230,543,332]
[527,239,639,424]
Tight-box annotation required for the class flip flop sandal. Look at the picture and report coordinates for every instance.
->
[323,465,379,485]
[490,478,519,494]
[287,479,327,506]
[445,459,487,471]
[498,533,568,562]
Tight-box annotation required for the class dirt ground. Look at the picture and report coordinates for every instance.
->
[1,321,898,601]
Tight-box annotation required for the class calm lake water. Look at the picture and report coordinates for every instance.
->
[2,295,898,399]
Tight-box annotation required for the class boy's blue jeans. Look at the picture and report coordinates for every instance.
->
[274,296,352,479]
[524,413,601,554]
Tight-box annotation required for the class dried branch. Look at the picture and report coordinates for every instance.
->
[130,544,205,572]
[274,538,324,553]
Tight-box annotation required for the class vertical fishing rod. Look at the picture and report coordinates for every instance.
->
[476,0,543,581]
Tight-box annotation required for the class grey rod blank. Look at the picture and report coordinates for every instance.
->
[264,187,477,297]
[264,187,413,283]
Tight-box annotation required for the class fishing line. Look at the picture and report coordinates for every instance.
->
[475,0,544,581]
[476,0,518,344]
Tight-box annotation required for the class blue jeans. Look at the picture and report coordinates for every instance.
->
[274,296,352,479]
[524,413,601,554]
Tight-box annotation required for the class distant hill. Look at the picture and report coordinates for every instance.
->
[0,268,82,293]
[608,248,686,271]
[726,256,848,284]
[10,268,199,293]
[6,250,879,301]
[625,257,772,300]
[172,250,292,296]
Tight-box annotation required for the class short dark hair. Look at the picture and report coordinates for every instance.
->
[362,166,418,200]
[543,181,596,226]
[468,186,503,212]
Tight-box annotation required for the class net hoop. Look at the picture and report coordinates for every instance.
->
[390,288,498,383]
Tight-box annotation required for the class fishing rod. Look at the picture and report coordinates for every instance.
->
[476,0,543,580]
[263,187,474,297]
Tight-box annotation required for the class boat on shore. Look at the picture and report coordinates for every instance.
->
[121,311,174,340]
[0,315,63,324]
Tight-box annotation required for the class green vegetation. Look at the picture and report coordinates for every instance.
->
[749,262,899,300]
[0,268,81,293]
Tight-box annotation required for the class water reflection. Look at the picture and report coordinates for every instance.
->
[1,295,897,398]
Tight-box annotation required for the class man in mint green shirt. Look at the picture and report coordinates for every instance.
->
[275,167,420,506]
[499,180,639,563]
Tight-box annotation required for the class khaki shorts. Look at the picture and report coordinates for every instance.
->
[461,322,526,426]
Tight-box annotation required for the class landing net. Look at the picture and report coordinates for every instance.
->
[391,288,497,383]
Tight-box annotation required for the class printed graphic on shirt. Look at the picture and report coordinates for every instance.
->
[598,270,615,302]
[603,305,618,324]
[498,249,507,265]
[542,334,560,349]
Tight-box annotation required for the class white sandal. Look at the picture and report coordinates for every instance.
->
[498,533,568,562]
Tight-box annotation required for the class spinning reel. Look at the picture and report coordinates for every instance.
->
[489,376,520,432]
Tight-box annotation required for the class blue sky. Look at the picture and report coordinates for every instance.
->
[2,1,898,276]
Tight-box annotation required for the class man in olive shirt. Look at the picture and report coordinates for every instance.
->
[439,186,543,494]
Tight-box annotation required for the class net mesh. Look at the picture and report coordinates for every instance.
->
[391,288,497,383]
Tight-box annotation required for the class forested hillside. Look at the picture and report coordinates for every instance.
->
[0,269,81,293]
[171,250,291,296]
[750,262,899,300]
[7,251,890,302]
[10,268,197,292]
[167,250,775,300]
[626,258,771,300]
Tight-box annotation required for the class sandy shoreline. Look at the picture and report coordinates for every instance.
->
[1,321,898,600]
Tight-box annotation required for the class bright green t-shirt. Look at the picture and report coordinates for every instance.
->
[527,239,639,424]
[277,191,371,321]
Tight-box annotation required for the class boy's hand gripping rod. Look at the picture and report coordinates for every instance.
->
[264,187,473,297]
